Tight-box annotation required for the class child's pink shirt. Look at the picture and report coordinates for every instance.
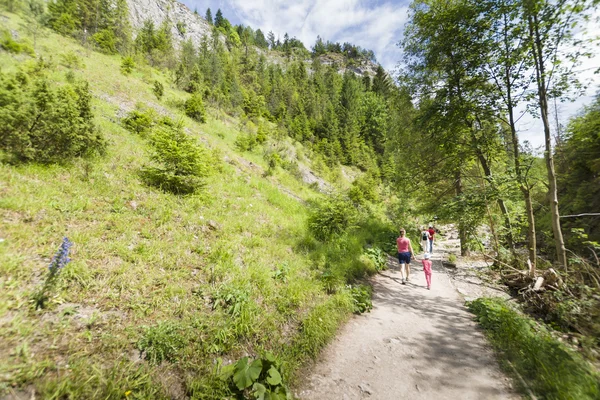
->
[422,259,432,272]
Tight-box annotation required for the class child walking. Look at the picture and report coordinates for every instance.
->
[421,253,433,290]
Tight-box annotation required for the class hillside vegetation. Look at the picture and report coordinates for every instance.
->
[2,0,600,398]
[0,9,401,399]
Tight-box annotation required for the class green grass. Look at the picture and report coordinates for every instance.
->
[468,297,600,400]
[0,10,392,399]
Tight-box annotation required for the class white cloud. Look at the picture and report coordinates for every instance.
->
[223,0,409,69]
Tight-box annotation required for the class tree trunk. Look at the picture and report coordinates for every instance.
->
[501,10,537,273]
[528,11,568,269]
[455,170,469,256]
[474,147,516,255]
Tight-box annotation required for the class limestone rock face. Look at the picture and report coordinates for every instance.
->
[126,0,213,47]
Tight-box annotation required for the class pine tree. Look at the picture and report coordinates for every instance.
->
[205,8,212,24]
[214,8,223,28]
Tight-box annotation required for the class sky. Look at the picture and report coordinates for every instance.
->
[181,0,600,150]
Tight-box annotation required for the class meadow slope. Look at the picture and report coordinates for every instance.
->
[0,11,395,398]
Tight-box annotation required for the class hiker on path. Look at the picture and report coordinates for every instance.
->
[396,228,415,285]
[427,225,436,253]
[421,227,430,252]
[417,252,433,290]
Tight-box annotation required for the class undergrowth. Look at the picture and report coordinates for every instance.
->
[468,297,600,400]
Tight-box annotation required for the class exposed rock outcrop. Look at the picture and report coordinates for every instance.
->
[126,0,212,47]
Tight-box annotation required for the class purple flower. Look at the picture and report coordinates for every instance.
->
[49,237,73,274]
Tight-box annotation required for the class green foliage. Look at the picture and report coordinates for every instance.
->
[349,284,372,314]
[141,122,213,194]
[92,28,117,54]
[468,298,600,399]
[59,51,84,69]
[184,92,207,123]
[307,194,358,241]
[1,30,34,55]
[220,353,291,399]
[152,80,164,100]
[121,108,155,136]
[235,131,258,152]
[558,95,600,244]
[120,55,135,75]
[46,0,131,52]
[447,253,457,263]
[364,247,387,271]
[0,72,105,164]
[348,173,380,205]
[137,321,187,364]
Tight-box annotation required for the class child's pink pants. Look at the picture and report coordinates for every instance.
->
[424,268,432,287]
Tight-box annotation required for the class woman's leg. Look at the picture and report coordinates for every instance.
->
[406,263,411,280]
[399,262,406,282]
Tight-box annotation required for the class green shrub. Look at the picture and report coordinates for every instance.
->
[468,297,600,399]
[348,173,379,205]
[219,353,291,399]
[0,72,105,163]
[185,92,207,123]
[140,122,212,194]
[59,51,84,69]
[234,132,258,152]
[120,56,135,75]
[1,30,34,55]
[137,322,187,365]
[364,247,387,271]
[152,80,164,100]
[121,109,155,136]
[92,28,117,54]
[350,284,372,314]
[307,194,358,241]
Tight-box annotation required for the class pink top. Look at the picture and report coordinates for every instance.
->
[396,237,410,253]
[422,259,432,272]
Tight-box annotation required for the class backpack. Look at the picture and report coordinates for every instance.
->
[422,232,428,241]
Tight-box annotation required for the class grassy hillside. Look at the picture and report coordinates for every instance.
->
[0,11,400,399]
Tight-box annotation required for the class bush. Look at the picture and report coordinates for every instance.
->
[141,122,212,194]
[0,72,105,164]
[92,29,117,54]
[121,109,155,136]
[1,30,34,55]
[219,353,290,398]
[468,297,600,399]
[120,56,135,75]
[364,247,387,271]
[59,51,84,69]
[307,194,358,241]
[152,80,164,100]
[350,284,373,314]
[234,132,258,152]
[185,93,207,123]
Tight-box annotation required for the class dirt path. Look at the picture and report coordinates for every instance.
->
[297,237,516,400]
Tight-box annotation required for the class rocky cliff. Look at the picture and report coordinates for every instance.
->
[126,0,212,47]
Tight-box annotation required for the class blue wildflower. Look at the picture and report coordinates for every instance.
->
[48,237,73,274]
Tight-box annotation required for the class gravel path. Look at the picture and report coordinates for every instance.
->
[297,240,516,400]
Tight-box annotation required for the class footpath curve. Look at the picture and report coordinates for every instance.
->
[297,236,516,400]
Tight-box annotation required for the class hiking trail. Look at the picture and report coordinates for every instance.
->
[297,229,517,399]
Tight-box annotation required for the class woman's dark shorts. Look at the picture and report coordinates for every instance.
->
[397,251,411,264]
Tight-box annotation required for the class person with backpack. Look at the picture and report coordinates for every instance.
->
[421,228,430,252]
[427,225,436,253]
[396,228,415,285]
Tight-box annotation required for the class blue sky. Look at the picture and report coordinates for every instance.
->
[180,0,599,149]
[181,0,411,71]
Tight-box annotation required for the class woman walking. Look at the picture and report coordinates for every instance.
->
[396,228,415,284]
